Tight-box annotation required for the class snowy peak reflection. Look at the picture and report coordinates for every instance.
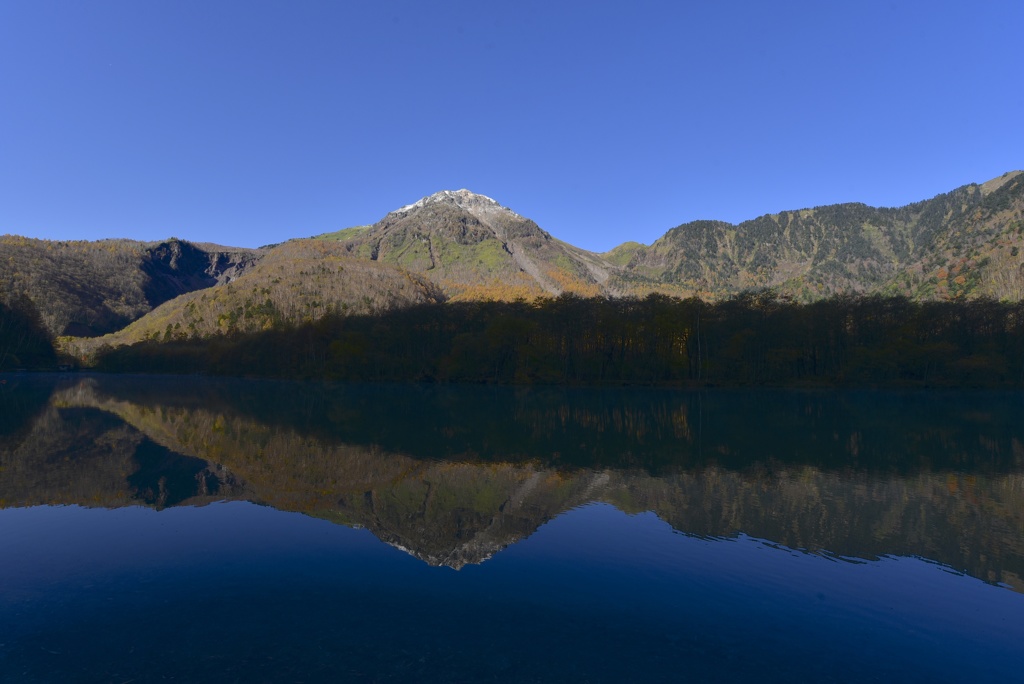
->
[1,375,1023,587]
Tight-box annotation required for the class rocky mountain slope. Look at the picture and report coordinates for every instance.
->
[319,189,614,299]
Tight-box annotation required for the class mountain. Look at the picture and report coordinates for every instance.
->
[610,170,1024,300]
[64,239,444,358]
[320,172,1024,302]
[318,189,615,299]
[4,171,1024,365]
[0,235,259,337]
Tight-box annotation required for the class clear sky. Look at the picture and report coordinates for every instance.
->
[1,1,1021,252]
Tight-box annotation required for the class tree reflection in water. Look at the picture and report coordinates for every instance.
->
[2,374,1022,589]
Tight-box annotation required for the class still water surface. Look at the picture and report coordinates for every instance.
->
[1,374,1023,682]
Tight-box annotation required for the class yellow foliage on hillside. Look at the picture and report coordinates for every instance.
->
[64,239,443,361]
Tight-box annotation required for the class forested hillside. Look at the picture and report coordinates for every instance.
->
[610,170,1024,300]
[0,297,54,370]
[64,239,444,359]
[0,235,259,337]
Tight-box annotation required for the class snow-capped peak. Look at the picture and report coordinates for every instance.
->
[392,189,522,219]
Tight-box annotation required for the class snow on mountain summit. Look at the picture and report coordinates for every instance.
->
[392,189,522,219]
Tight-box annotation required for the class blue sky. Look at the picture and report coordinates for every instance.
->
[1,1,1021,252]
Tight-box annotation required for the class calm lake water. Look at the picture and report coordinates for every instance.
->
[2,374,1023,682]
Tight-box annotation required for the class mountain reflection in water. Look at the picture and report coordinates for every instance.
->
[2,374,1022,589]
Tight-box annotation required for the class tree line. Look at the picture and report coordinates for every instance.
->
[92,292,1024,387]
[0,296,55,370]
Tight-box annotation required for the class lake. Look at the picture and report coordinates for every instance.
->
[2,374,1023,682]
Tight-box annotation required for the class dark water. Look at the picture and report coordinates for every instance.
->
[1,374,1023,682]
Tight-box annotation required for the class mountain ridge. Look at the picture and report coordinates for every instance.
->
[612,170,1024,299]
[2,171,1023,362]
[318,171,1024,302]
